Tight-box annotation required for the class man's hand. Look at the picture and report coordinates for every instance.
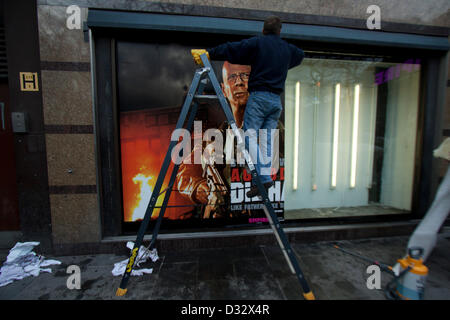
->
[191,49,210,65]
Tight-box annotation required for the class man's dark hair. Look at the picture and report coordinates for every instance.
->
[263,16,282,35]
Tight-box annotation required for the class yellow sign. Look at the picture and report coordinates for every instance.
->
[19,72,39,91]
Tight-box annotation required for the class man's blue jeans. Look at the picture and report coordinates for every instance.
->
[243,91,282,184]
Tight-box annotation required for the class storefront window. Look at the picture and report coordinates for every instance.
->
[284,57,421,219]
[117,39,285,228]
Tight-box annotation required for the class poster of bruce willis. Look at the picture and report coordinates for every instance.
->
[117,39,284,228]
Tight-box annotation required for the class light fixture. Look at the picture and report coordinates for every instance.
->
[293,81,300,190]
[311,81,320,191]
[331,83,340,189]
[350,84,360,188]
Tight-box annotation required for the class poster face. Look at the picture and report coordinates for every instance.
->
[118,40,284,228]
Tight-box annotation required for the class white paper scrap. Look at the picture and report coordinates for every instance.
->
[0,242,62,287]
[112,242,158,277]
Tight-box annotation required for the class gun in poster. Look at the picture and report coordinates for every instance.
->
[201,143,228,219]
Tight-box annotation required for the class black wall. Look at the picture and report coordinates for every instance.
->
[3,0,52,249]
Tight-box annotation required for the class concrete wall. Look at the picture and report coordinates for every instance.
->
[34,0,450,246]
[157,0,450,27]
[38,0,450,28]
[37,4,100,244]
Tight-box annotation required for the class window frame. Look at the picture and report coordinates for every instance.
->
[88,11,449,237]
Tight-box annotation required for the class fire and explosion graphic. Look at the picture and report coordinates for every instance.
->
[130,173,153,221]
[120,108,194,222]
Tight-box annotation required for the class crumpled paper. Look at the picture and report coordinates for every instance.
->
[0,242,61,287]
[112,242,159,277]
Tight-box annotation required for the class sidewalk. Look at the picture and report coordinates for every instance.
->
[0,233,449,300]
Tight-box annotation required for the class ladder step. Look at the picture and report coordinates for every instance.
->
[194,94,218,100]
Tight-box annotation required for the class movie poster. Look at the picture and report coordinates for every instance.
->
[118,40,284,227]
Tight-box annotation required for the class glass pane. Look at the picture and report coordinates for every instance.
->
[117,39,286,226]
[284,57,421,219]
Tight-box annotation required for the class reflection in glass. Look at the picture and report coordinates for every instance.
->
[284,58,421,219]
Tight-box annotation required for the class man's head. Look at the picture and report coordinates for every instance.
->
[221,61,251,111]
[263,16,282,35]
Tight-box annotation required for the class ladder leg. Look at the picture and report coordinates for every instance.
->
[261,196,315,300]
[200,54,315,300]
[116,71,205,296]
[149,92,202,250]
[244,146,315,300]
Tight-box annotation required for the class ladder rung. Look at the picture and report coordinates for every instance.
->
[194,94,218,100]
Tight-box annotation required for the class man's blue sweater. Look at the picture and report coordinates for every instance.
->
[208,34,304,95]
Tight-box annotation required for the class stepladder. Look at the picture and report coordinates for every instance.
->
[116,53,315,300]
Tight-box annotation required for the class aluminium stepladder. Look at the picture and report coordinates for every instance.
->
[116,53,315,300]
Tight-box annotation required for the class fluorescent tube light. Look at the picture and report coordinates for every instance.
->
[331,83,340,189]
[293,81,300,190]
[350,84,360,188]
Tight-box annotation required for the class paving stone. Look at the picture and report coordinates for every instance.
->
[0,235,449,300]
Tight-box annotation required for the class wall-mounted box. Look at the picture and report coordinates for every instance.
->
[11,112,28,133]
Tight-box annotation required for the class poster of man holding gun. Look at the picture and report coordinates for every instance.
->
[176,61,285,221]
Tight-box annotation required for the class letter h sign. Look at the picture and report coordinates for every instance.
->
[19,72,39,91]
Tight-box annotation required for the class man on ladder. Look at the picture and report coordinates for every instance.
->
[192,15,305,198]
[116,16,314,300]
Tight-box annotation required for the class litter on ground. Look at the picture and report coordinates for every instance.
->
[0,242,61,287]
[112,242,159,277]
